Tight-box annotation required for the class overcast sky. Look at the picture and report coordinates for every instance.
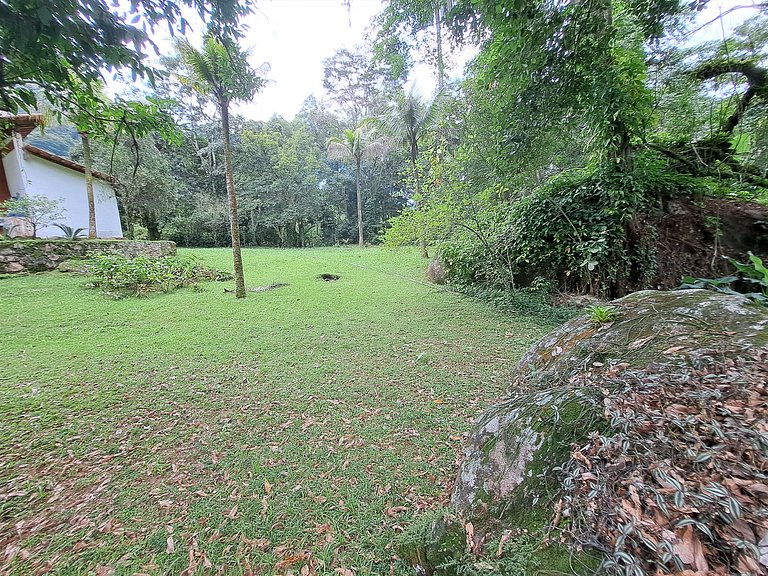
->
[231,0,756,121]
[235,0,384,121]
[126,0,758,123]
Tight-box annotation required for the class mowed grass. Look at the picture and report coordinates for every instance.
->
[0,247,554,575]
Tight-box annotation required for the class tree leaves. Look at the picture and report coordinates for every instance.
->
[0,0,254,114]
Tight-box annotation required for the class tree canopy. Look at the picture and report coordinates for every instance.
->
[0,0,253,112]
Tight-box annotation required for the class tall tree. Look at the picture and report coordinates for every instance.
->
[322,48,398,124]
[176,35,266,298]
[380,88,443,256]
[375,0,453,88]
[327,124,389,247]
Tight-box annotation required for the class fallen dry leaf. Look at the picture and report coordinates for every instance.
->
[384,506,407,517]
[274,552,309,570]
[240,534,271,550]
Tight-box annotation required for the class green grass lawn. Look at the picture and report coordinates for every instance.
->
[0,247,555,575]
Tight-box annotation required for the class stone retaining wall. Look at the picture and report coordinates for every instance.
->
[0,240,177,274]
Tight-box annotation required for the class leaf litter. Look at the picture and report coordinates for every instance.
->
[560,349,768,575]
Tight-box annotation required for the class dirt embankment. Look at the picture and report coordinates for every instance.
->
[647,196,768,289]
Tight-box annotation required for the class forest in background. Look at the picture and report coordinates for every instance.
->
[22,1,768,297]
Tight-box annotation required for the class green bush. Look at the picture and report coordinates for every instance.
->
[679,252,768,305]
[440,153,706,296]
[87,254,232,297]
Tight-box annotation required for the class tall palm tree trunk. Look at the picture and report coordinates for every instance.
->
[80,132,97,238]
[355,157,364,247]
[411,151,428,258]
[220,100,247,298]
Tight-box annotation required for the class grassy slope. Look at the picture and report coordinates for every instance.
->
[0,247,553,575]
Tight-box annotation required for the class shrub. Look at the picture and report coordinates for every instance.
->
[439,152,706,296]
[678,252,768,305]
[87,254,232,297]
[53,223,86,239]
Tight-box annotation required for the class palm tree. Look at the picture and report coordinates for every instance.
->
[327,123,389,247]
[176,35,266,298]
[381,87,443,257]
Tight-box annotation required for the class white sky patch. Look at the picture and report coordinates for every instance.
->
[234,0,382,120]
[107,0,758,122]
[688,1,760,43]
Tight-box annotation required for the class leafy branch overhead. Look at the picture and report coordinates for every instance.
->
[0,0,254,113]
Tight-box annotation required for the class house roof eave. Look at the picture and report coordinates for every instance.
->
[23,145,116,184]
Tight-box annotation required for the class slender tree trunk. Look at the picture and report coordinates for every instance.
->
[434,2,445,90]
[220,100,246,299]
[355,157,364,247]
[80,132,97,238]
[143,216,161,241]
[411,153,428,258]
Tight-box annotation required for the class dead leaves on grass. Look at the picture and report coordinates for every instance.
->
[1,368,467,575]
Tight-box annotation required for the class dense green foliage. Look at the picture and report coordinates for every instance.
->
[382,2,768,296]
[87,253,231,297]
[433,153,709,294]
[0,0,251,112]
[679,252,768,305]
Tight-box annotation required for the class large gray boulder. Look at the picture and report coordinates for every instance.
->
[396,290,767,575]
[452,289,768,532]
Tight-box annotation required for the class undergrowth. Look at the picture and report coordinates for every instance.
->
[427,151,749,297]
[452,284,579,326]
[679,252,768,305]
[87,254,232,297]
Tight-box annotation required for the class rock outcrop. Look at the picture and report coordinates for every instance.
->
[452,289,767,528]
[401,289,768,575]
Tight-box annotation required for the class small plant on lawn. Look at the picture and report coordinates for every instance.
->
[587,305,619,324]
[88,254,232,297]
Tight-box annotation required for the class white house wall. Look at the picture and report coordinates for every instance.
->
[2,145,27,199]
[23,154,123,238]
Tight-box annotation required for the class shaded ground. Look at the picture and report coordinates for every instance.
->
[0,247,554,575]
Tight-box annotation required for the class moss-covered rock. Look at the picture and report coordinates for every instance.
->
[396,512,466,575]
[516,289,768,387]
[402,290,768,575]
